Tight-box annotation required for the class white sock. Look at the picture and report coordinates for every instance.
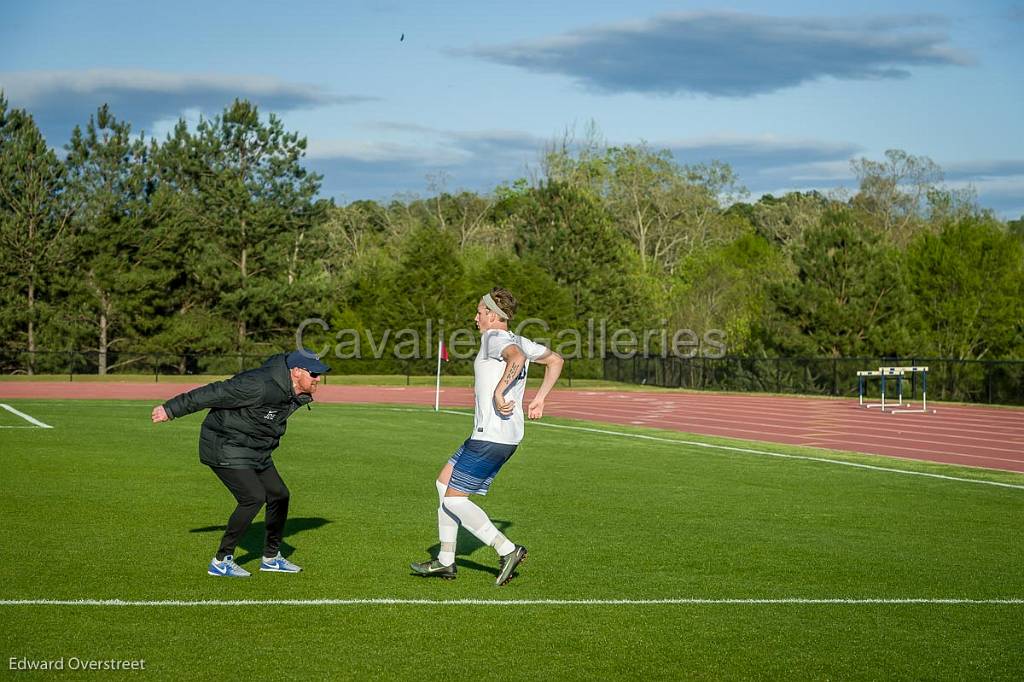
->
[436,480,458,566]
[493,535,515,556]
[442,496,513,555]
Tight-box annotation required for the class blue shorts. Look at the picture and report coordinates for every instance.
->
[447,438,518,496]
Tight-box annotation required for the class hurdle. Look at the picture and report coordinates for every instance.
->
[888,366,931,414]
[858,367,905,409]
[857,370,882,407]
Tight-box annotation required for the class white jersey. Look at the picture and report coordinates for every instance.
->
[470,329,549,445]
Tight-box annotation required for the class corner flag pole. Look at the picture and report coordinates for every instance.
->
[434,338,443,412]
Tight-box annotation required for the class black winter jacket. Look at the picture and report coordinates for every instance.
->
[163,353,313,470]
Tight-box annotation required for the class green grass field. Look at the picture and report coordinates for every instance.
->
[2,399,1023,679]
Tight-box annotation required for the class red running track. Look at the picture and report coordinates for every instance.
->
[2,382,1023,474]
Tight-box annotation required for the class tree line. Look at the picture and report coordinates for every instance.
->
[1,94,1022,375]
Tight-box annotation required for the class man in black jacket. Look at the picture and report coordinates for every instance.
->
[151,348,330,578]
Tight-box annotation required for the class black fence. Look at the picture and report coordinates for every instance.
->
[0,349,600,384]
[1,349,280,379]
[0,350,471,382]
[603,355,1024,406]
[3,349,1022,405]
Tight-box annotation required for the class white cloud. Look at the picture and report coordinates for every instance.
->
[0,68,370,142]
[459,11,973,97]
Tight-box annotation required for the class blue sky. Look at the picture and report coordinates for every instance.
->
[3,0,1022,217]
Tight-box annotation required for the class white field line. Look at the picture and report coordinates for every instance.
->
[1,598,1021,607]
[0,403,53,429]
[416,407,1024,492]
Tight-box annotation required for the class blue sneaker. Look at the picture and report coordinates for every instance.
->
[207,555,250,578]
[260,552,302,573]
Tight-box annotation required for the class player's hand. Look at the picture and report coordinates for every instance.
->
[151,405,169,423]
[493,391,514,416]
[527,397,545,419]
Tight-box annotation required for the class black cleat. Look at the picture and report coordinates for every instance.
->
[495,545,527,586]
[410,559,457,580]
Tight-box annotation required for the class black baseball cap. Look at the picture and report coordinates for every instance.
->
[286,348,331,374]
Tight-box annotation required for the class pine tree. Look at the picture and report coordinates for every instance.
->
[0,94,71,373]
[63,104,168,374]
[157,100,326,358]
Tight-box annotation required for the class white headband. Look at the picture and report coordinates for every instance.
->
[482,293,509,320]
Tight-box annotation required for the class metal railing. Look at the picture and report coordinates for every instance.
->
[3,349,1021,404]
[0,349,592,385]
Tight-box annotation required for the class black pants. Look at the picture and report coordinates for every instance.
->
[210,465,290,561]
